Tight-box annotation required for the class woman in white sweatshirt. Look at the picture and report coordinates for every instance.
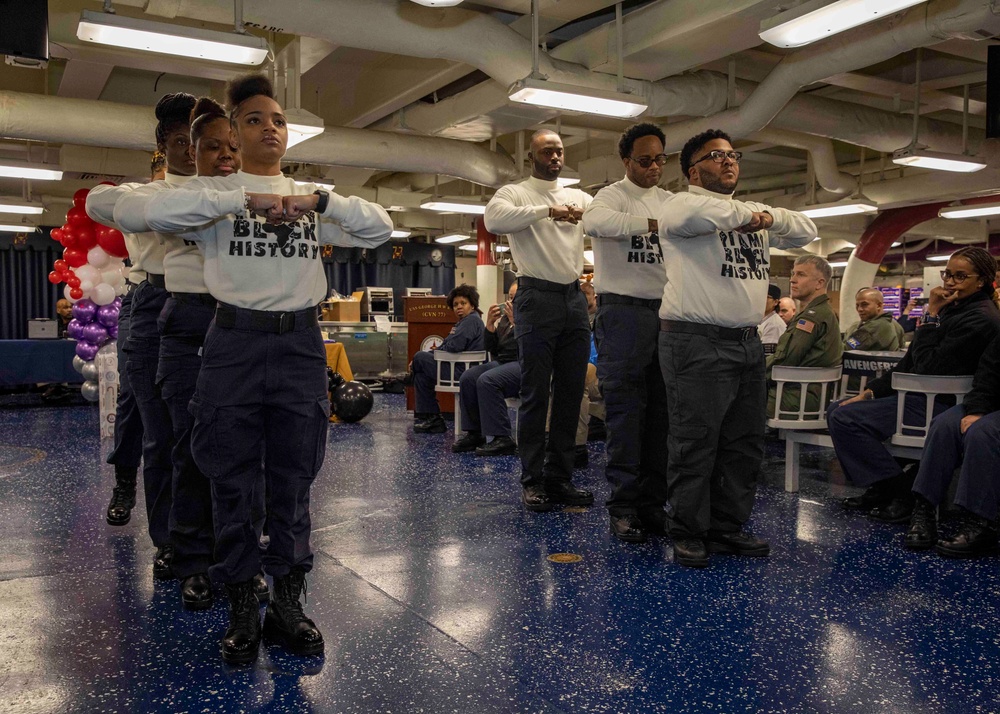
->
[112,74,392,665]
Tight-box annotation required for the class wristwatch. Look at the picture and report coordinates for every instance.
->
[922,314,941,327]
[313,189,330,214]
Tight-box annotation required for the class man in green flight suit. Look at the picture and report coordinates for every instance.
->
[766,255,842,418]
[844,288,905,352]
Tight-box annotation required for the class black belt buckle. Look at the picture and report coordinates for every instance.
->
[277,312,294,334]
[740,326,757,341]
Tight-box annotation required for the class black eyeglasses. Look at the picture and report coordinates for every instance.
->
[629,154,668,168]
[693,149,742,166]
[940,270,978,283]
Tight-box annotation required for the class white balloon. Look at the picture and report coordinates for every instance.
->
[64,285,80,304]
[79,279,94,296]
[114,283,127,296]
[101,267,121,285]
[92,282,116,305]
[75,264,99,284]
[87,246,112,269]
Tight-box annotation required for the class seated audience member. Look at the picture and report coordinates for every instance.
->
[56,299,73,338]
[777,297,797,327]
[412,284,485,434]
[758,284,786,354]
[897,295,920,334]
[904,333,1000,557]
[828,247,1000,523]
[766,256,842,417]
[572,281,603,467]
[844,288,905,352]
[453,283,520,454]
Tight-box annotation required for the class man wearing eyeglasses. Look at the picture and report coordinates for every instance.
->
[582,122,672,544]
[485,130,594,514]
[656,129,817,568]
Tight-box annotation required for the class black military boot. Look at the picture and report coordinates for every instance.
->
[936,514,999,559]
[105,466,137,526]
[262,569,324,656]
[253,571,270,603]
[221,580,262,665]
[903,496,937,550]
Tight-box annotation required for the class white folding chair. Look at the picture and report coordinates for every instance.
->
[434,350,488,436]
[889,373,974,454]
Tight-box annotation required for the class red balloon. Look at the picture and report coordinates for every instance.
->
[53,259,68,273]
[50,227,64,243]
[48,271,61,285]
[60,226,79,249]
[66,275,81,289]
[63,247,87,268]
[69,287,84,300]
[72,188,90,209]
[66,206,92,229]
[97,226,128,258]
[75,226,97,251]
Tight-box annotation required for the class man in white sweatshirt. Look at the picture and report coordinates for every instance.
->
[484,130,593,513]
[657,129,816,567]
[582,122,672,544]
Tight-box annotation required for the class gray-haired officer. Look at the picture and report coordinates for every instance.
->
[582,122,672,543]
[485,129,593,513]
[656,129,816,568]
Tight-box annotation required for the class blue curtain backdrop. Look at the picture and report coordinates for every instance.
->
[0,231,62,340]
[2,233,456,338]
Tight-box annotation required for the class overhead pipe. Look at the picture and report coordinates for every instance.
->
[749,129,855,195]
[0,90,518,187]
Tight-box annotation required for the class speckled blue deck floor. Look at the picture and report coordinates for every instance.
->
[0,395,998,713]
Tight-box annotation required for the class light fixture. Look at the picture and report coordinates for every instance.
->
[509,77,647,119]
[295,179,336,192]
[409,0,465,6]
[284,107,325,149]
[459,244,508,252]
[385,205,406,212]
[421,198,487,215]
[0,161,63,181]
[0,200,44,215]
[583,250,595,265]
[435,233,469,244]
[77,9,268,66]
[927,254,952,262]
[391,229,411,239]
[938,202,1000,220]
[0,223,38,233]
[892,146,987,173]
[891,241,902,248]
[759,0,928,49]
[799,198,878,219]
[828,261,850,268]
[557,169,581,188]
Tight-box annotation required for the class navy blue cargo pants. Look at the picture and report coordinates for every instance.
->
[106,288,143,473]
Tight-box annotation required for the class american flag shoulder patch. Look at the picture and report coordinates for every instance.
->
[795,319,815,334]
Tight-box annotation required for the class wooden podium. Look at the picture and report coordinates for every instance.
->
[404,297,458,413]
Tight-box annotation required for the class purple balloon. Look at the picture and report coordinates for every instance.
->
[108,324,118,340]
[67,319,85,340]
[96,304,119,329]
[113,296,123,309]
[75,341,99,361]
[81,322,110,345]
[72,298,98,324]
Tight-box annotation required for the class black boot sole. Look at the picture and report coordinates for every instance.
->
[182,595,214,611]
[221,644,260,665]
[610,524,647,544]
[262,620,325,656]
[106,513,132,527]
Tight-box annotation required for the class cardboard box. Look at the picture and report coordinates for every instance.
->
[322,291,365,322]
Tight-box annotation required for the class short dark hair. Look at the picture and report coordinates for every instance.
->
[190,97,227,144]
[447,283,480,313]
[154,92,196,148]
[680,128,732,180]
[618,122,665,160]
[226,73,275,118]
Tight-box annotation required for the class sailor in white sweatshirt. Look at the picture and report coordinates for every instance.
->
[85,93,198,583]
[656,129,816,568]
[112,75,392,666]
[484,130,594,513]
[582,123,672,544]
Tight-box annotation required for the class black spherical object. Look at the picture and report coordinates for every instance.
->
[327,367,345,393]
[333,381,373,423]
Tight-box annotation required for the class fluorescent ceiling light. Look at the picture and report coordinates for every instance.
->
[409,0,465,6]
[760,0,928,49]
[938,202,1000,220]
[583,249,595,265]
[0,161,63,181]
[892,147,986,173]
[0,200,44,215]
[799,198,878,218]
[459,244,508,252]
[294,180,336,192]
[927,254,952,261]
[0,223,38,233]
[435,233,469,244]
[892,241,902,248]
[421,198,487,215]
[828,261,850,268]
[77,9,268,66]
[391,229,411,238]
[385,205,406,212]
[508,77,647,119]
[284,107,325,148]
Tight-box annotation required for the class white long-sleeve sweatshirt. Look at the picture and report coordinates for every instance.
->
[484,176,592,284]
[111,171,392,312]
[657,185,816,328]
[86,179,172,284]
[582,178,672,300]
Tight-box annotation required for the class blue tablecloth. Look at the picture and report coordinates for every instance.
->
[0,340,85,386]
